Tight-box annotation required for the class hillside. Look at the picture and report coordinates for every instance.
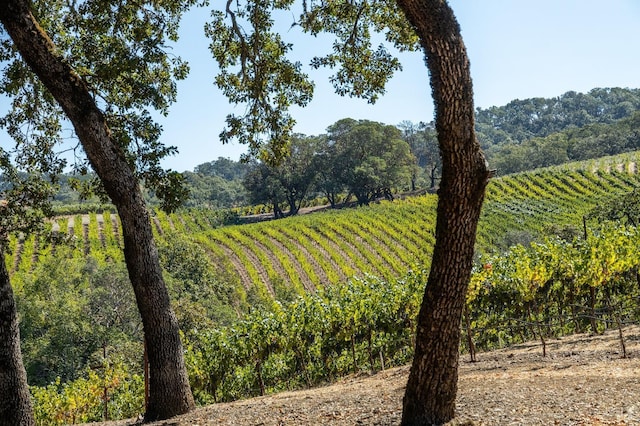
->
[91,325,640,426]
[11,151,640,424]
[169,151,640,302]
[8,151,640,304]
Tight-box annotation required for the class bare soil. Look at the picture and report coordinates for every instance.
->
[91,325,640,426]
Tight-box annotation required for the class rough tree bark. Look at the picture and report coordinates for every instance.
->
[0,243,35,426]
[0,1,195,421]
[395,1,491,424]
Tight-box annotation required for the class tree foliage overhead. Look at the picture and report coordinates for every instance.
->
[207,0,419,163]
[0,0,195,211]
[206,0,314,163]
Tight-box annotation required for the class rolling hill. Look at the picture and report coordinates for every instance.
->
[13,150,640,424]
[7,151,640,306]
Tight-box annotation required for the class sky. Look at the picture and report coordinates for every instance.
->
[2,1,640,172]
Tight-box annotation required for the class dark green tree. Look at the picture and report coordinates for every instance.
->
[324,119,415,205]
[399,121,441,189]
[243,161,287,218]
[183,172,248,208]
[314,132,348,208]
[0,0,196,420]
[275,135,323,215]
[194,157,250,181]
[243,135,323,217]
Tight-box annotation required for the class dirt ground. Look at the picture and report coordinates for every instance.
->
[95,325,640,426]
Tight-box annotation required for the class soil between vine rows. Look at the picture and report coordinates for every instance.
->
[91,325,640,426]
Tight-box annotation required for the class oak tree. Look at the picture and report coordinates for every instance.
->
[0,0,195,420]
[325,119,415,205]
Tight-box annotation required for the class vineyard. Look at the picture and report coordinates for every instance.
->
[8,152,640,304]
[9,152,640,423]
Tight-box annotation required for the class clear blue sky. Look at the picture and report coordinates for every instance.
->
[2,1,640,172]
[157,0,640,171]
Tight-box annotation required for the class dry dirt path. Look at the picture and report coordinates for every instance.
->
[90,325,640,426]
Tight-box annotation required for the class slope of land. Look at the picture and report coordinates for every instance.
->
[92,325,640,426]
[11,152,640,308]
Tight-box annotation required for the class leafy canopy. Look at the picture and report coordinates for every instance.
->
[208,0,419,162]
[0,0,199,211]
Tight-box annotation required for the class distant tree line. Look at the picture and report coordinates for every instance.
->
[476,87,640,145]
[185,118,420,216]
[486,111,640,175]
[477,88,640,175]
[181,88,640,211]
[40,87,640,213]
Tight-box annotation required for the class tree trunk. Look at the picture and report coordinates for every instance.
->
[396,1,490,424]
[287,196,300,216]
[255,359,266,396]
[463,305,476,363]
[430,164,439,189]
[0,2,195,421]
[326,192,337,208]
[0,244,35,426]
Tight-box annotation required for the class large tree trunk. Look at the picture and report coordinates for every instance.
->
[0,244,35,426]
[395,1,490,424]
[0,1,195,421]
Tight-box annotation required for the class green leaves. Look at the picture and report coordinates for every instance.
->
[469,222,640,348]
[185,270,427,402]
[301,0,416,102]
[30,363,144,425]
[207,0,419,161]
[586,187,640,227]
[1,0,196,212]
[207,1,314,161]
[0,153,59,243]
[321,119,416,205]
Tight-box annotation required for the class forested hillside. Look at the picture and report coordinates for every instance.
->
[485,111,640,174]
[475,87,640,144]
